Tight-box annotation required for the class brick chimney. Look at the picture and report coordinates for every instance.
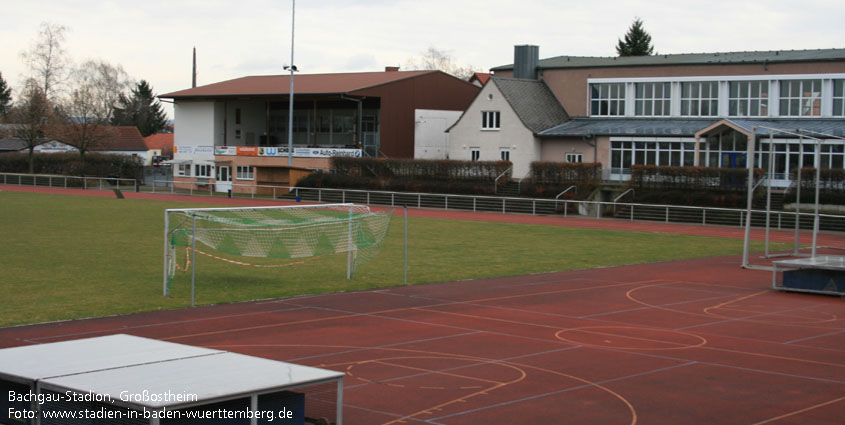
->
[385,66,400,72]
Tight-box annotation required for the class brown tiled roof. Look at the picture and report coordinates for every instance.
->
[160,70,436,98]
[94,126,147,151]
[51,126,148,151]
[144,133,174,150]
[469,72,491,85]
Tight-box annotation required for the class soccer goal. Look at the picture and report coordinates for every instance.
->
[741,126,842,271]
[163,203,393,303]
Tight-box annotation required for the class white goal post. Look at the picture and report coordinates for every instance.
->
[163,203,392,304]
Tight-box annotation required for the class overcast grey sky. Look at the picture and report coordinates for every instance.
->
[3,0,844,118]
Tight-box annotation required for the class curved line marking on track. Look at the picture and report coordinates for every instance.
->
[555,326,708,351]
[702,291,839,324]
[750,396,845,425]
[212,343,637,425]
[626,283,841,328]
[162,280,663,342]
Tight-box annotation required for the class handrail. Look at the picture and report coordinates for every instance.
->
[613,188,635,203]
[493,167,513,194]
[752,174,768,190]
[0,172,137,184]
[555,185,578,200]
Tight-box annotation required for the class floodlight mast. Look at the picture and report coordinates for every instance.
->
[286,0,296,167]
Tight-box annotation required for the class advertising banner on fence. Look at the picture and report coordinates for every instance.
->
[214,146,238,156]
[237,146,259,156]
[258,147,287,157]
[293,148,362,158]
[211,146,362,158]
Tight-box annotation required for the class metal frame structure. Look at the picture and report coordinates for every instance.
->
[742,125,845,272]
[164,203,359,306]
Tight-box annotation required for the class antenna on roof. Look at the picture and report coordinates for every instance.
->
[192,47,197,88]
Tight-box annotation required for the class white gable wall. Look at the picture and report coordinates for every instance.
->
[447,82,538,179]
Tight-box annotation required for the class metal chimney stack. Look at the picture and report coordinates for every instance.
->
[513,45,539,79]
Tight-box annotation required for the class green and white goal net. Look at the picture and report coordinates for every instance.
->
[163,203,393,296]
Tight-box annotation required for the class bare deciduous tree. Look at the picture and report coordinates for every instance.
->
[9,79,54,173]
[55,84,115,160]
[54,59,130,159]
[404,46,479,80]
[20,22,71,100]
[75,59,133,123]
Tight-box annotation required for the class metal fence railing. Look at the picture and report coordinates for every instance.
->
[144,179,845,233]
[0,172,137,191]
[4,174,845,232]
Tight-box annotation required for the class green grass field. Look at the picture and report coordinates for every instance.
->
[0,191,782,327]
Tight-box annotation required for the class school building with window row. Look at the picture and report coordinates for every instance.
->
[448,46,845,185]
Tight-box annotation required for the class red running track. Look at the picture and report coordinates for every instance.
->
[1,185,844,424]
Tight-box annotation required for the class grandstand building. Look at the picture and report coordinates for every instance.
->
[160,69,478,194]
[450,45,845,185]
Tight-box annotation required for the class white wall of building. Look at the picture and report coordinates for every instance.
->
[414,109,462,159]
[447,82,539,179]
[173,101,219,163]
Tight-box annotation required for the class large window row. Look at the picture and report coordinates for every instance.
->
[755,141,845,180]
[634,83,671,116]
[610,134,845,180]
[590,83,625,116]
[610,139,696,173]
[590,78,844,118]
[681,82,718,117]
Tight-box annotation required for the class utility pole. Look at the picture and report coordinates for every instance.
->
[192,47,197,88]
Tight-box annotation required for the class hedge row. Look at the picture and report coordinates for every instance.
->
[331,157,511,182]
[785,168,845,204]
[0,152,143,180]
[630,165,765,191]
[523,162,603,199]
[295,172,500,196]
[632,189,753,208]
[790,168,845,191]
[529,162,602,185]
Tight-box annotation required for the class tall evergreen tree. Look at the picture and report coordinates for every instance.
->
[616,18,654,57]
[0,72,11,119]
[112,80,168,136]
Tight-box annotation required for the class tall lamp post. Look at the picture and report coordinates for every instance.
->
[285,0,297,167]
